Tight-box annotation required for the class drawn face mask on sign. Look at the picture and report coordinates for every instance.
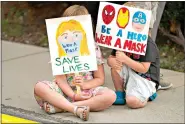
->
[132,11,146,32]
[102,5,115,25]
[58,30,82,57]
[117,7,129,28]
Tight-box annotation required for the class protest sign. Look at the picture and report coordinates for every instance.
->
[46,15,97,76]
[96,2,152,55]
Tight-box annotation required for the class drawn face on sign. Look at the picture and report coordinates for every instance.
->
[116,7,129,28]
[56,20,90,57]
[57,31,82,57]
[132,11,146,32]
[102,5,115,25]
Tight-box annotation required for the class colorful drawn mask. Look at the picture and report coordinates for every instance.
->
[116,7,129,28]
[132,11,146,32]
[102,5,115,25]
[58,31,82,57]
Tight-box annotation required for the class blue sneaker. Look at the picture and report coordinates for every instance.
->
[149,93,157,101]
[113,91,126,105]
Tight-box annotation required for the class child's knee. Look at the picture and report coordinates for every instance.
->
[102,88,116,105]
[126,96,137,108]
[107,89,116,104]
[34,81,48,94]
[34,82,43,91]
[126,96,147,109]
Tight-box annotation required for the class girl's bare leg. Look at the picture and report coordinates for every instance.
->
[73,88,116,111]
[34,82,87,117]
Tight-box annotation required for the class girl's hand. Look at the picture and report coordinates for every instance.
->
[53,78,57,84]
[81,90,93,99]
[75,90,92,101]
[74,75,86,89]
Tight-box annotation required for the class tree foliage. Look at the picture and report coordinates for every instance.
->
[161,2,185,28]
[159,2,185,52]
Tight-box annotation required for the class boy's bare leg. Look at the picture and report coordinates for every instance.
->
[111,68,126,105]
[111,68,124,91]
[126,96,147,109]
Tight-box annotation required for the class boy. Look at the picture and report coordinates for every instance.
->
[107,35,160,108]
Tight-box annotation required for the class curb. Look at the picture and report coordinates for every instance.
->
[1,104,77,123]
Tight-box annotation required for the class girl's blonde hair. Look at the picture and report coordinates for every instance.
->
[63,5,89,17]
[63,5,96,35]
[56,5,90,57]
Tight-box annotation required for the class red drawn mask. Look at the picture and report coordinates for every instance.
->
[102,5,115,25]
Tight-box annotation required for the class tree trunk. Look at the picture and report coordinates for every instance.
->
[159,25,185,52]
[151,2,166,42]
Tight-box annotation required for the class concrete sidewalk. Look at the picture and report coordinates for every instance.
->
[2,40,184,123]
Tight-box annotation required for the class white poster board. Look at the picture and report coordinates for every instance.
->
[46,15,97,76]
[96,2,152,55]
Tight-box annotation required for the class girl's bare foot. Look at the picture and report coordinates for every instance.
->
[74,106,90,121]
[44,102,65,114]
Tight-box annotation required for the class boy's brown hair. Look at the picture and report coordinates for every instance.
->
[123,2,152,36]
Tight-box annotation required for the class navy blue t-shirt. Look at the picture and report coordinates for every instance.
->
[111,37,160,89]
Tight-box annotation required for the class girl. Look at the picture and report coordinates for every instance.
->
[34,5,116,121]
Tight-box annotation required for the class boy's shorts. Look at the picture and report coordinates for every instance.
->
[34,80,107,110]
[119,65,157,103]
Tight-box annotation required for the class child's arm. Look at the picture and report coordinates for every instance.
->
[75,65,105,90]
[116,51,151,73]
[55,75,75,98]
[116,37,158,74]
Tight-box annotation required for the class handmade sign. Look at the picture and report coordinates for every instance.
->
[45,15,97,76]
[96,2,152,55]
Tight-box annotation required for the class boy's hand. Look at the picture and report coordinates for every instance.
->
[116,51,128,63]
[115,60,123,70]
[108,56,123,70]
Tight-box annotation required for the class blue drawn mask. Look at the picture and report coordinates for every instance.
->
[132,11,146,24]
[59,40,80,57]
[58,31,82,57]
